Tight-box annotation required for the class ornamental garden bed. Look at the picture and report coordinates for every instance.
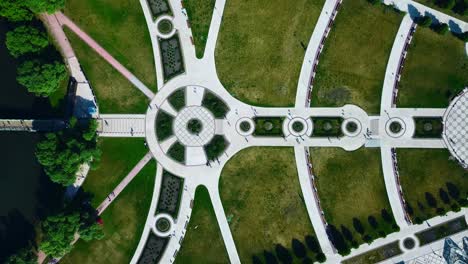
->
[415,216,467,246]
[167,88,186,111]
[156,171,184,218]
[201,90,229,118]
[413,117,443,138]
[311,117,343,137]
[342,241,402,264]
[155,110,174,141]
[253,117,285,137]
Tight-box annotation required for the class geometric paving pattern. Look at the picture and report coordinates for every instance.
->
[173,106,215,147]
[443,88,468,169]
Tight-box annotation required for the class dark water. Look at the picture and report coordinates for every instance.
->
[0,19,64,261]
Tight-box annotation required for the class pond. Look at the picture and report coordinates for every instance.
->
[0,19,64,262]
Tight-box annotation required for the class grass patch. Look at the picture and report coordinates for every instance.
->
[215,0,324,106]
[202,90,229,118]
[397,149,468,222]
[167,141,185,163]
[413,117,443,138]
[183,0,215,58]
[61,138,155,264]
[65,28,148,113]
[312,148,396,249]
[415,216,467,246]
[64,0,157,91]
[253,117,285,137]
[167,88,186,111]
[398,26,468,108]
[175,186,229,263]
[220,147,317,262]
[311,0,403,114]
[311,117,344,137]
[155,110,174,141]
[204,135,228,161]
[342,241,402,264]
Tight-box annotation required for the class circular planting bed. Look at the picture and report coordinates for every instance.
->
[158,19,173,35]
[345,122,358,133]
[390,121,402,133]
[292,121,304,133]
[403,238,415,250]
[264,121,273,131]
[187,118,202,135]
[240,121,251,132]
[423,122,433,132]
[156,218,171,233]
[323,122,332,131]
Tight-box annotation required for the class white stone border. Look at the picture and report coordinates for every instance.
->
[342,118,361,137]
[235,117,255,136]
[288,117,309,137]
[152,213,175,237]
[386,117,406,138]
[155,15,176,39]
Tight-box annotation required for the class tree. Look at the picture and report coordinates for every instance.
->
[302,257,313,264]
[263,250,278,264]
[417,16,432,27]
[368,215,378,229]
[6,26,49,58]
[439,188,451,204]
[82,119,99,141]
[433,23,449,35]
[26,0,65,14]
[327,225,349,255]
[252,255,263,264]
[0,0,33,21]
[363,234,374,243]
[304,235,320,252]
[340,225,354,242]
[274,244,292,264]
[435,0,456,9]
[79,222,104,241]
[425,192,437,208]
[291,239,307,259]
[40,213,80,258]
[451,203,461,212]
[316,252,326,263]
[36,122,101,186]
[381,209,393,223]
[17,60,67,97]
[5,247,37,264]
[446,182,460,200]
[406,203,414,215]
[352,218,364,234]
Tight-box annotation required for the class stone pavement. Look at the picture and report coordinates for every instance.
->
[98,114,146,138]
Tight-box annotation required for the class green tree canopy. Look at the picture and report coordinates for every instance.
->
[5,247,37,264]
[40,213,80,258]
[0,0,33,22]
[36,120,101,186]
[26,0,65,14]
[6,26,49,57]
[79,222,104,241]
[17,60,67,97]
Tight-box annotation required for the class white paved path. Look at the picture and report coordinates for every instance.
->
[98,114,146,138]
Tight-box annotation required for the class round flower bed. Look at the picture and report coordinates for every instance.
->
[403,238,415,250]
[292,121,304,133]
[345,121,358,133]
[187,119,202,135]
[390,121,402,133]
[240,121,251,132]
[158,19,173,34]
[156,218,171,232]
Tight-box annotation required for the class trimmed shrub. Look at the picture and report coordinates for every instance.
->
[353,218,365,234]
[459,199,468,207]
[439,188,451,204]
[425,192,437,208]
[305,235,320,253]
[362,234,373,243]
[451,203,461,212]
[406,203,414,215]
[341,225,354,242]
[274,244,292,264]
[367,0,380,4]
[436,207,446,215]
[291,239,307,259]
[446,182,460,199]
[432,23,449,35]
[302,257,313,264]
[253,255,263,264]
[417,16,432,27]
[327,225,350,255]
[414,217,423,225]
[368,215,378,229]
[264,250,278,264]
[381,209,393,223]
[316,252,326,263]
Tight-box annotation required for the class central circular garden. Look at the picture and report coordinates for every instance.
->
[390,121,402,133]
[240,121,251,132]
[158,19,173,35]
[292,121,305,133]
[156,217,171,233]
[345,122,358,133]
[187,118,203,135]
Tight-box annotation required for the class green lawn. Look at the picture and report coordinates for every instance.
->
[397,149,468,221]
[175,186,229,264]
[61,138,156,264]
[311,0,403,114]
[64,0,157,91]
[65,28,149,113]
[397,27,468,108]
[183,0,215,58]
[215,0,324,106]
[220,147,317,262]
[312,148,395,245]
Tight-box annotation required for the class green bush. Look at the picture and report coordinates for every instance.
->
[155,110,174,141]
[204,135,228,161]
